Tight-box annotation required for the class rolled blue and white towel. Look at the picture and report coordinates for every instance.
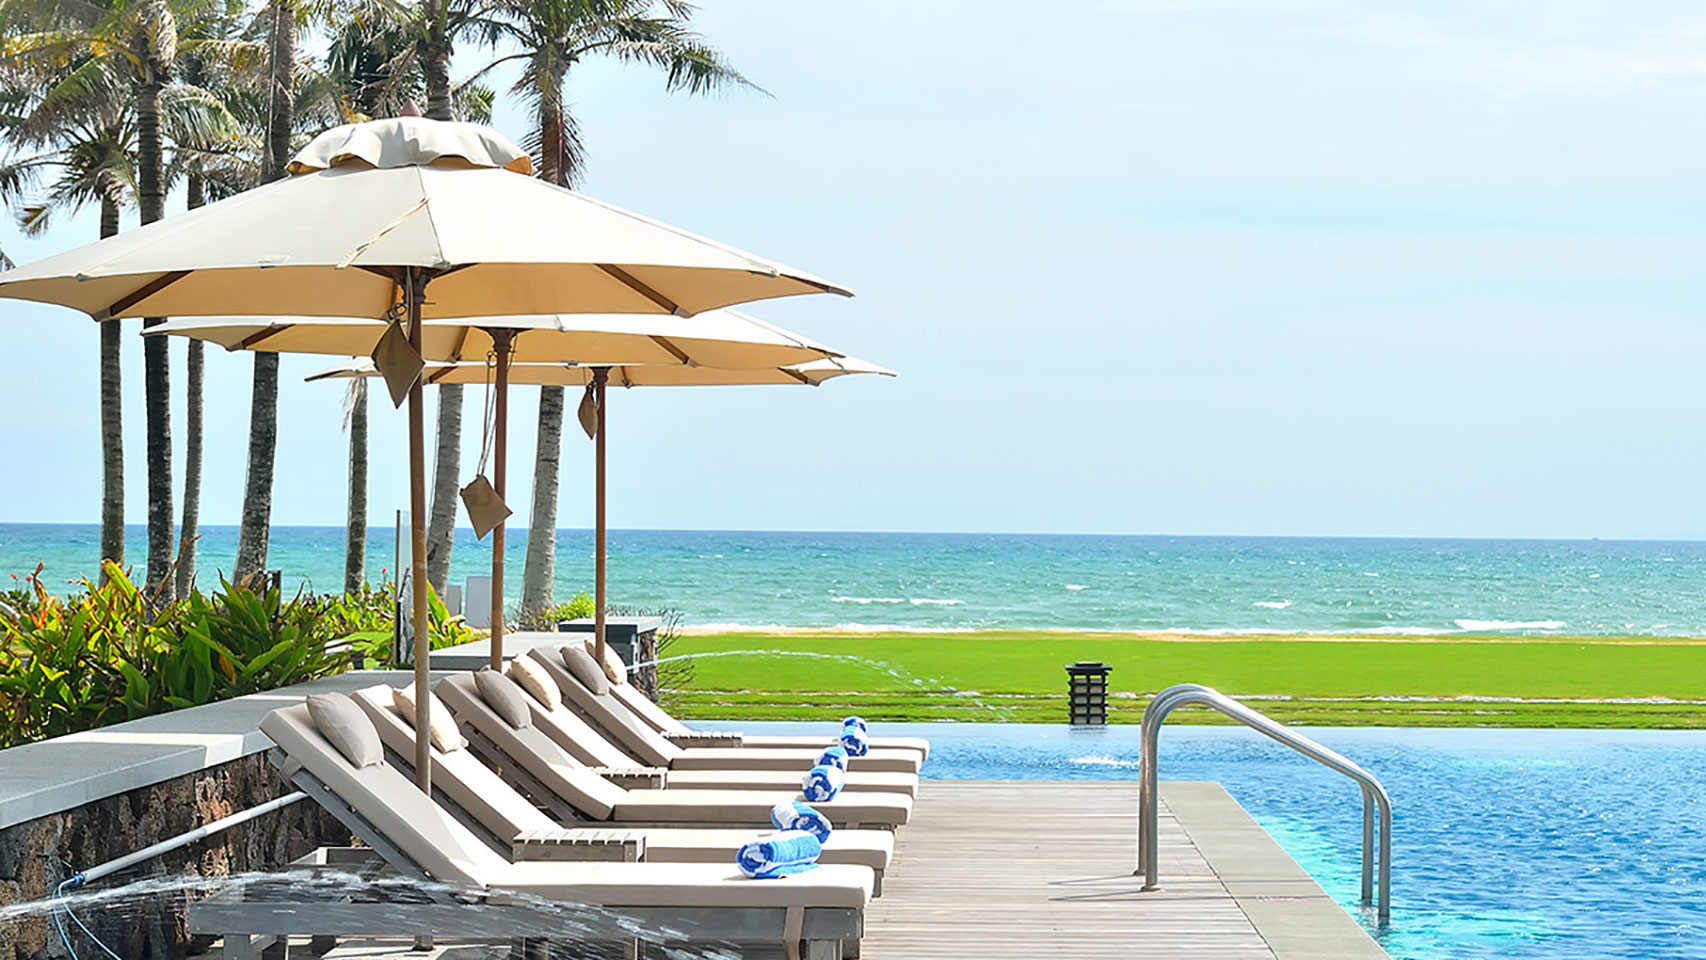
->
[801,762,846,803]
[839,717,869,757]
[770,800,833,842]
[816,744,849,770]
[737,830,822,879]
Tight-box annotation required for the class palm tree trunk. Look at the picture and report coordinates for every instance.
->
[98,197,123,579]
[344,380,368,593]
[422,16,461,595]
[519,70,571,618]
[174,175,205,598]
[235,0,294,583]
[137,77,173,603]
[425,387,461,593]
[520,385,564,619]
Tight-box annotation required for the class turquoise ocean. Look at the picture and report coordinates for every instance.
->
[4,524,1706,635]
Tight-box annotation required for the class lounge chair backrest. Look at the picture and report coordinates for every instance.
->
[436,673,626,820]
[351,685,556,842]
[527,647,680,767]
[529,698,636,768]
[260,703,507,886]
[607,682,689,736]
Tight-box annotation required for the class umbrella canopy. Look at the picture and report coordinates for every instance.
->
[306,355,896,387]
[0,116,854,796]
[142,310,842,369]
[0,117,849,321]
[306,349,895,668]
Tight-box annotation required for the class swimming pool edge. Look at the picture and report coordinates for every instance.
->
[1163,780,1390,960]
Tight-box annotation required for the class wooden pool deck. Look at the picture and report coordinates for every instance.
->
[863,780,1388,960]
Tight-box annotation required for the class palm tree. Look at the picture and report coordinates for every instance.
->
[172,0,256,596]
[333,0,506,594]
[478,0,756,616]
[231,0,296,584]
[0,66,132,579]
[343,378,368,592]
[2,0,192,601]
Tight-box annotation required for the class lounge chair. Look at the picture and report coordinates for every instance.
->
[437,673,912,830]
[528,647,923,774]
[349,683,896,888]
[604,673,930,761]
[495,662,917,797]
[227,699,871,959]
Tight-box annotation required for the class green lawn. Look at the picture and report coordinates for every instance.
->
[662,630,1706,728]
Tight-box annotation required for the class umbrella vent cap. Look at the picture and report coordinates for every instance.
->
[288,117,533,176]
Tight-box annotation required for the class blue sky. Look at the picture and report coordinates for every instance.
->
[4,0,1706,538]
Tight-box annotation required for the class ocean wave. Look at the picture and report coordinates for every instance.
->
[1254,600,1291,609]
[683,622,981,634]
[1453,619,1566,631]
[1065,584,1087,591]
[829,596,963,606]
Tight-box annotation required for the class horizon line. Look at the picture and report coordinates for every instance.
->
[3,521,1706,545]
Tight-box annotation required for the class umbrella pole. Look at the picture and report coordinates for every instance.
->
[593,367,609,666]
[489,329,512,671]
[406,269,432,793]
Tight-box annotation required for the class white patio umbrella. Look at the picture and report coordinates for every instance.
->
[308,353,895,666]
[0,116,850,793]
[149,309,842,673]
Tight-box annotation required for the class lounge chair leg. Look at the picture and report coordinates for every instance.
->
[224,934,271,960]
[411,936,433,952]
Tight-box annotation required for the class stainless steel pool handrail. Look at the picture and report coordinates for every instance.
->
[1137,683,1392,923]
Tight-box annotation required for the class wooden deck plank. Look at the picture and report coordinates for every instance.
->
[862,781,1277,959]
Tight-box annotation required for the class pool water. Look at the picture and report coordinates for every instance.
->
[703,721,1706,960]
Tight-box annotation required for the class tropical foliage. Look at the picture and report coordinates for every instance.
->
[0,563,475,747]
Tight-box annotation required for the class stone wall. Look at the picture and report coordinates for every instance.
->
[0,753,350,960]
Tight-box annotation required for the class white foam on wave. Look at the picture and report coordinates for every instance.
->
[830,596,964,606]
[683,621,981,634]
[1254,600,1291,610]
[1065,584,1088,591]
[1453,619,1566,631]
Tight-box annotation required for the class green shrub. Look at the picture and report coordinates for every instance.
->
[0,565,480,749]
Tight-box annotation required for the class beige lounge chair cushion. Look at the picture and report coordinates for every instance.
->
[506,655,561,709]
[392,684,466,752]
[494,860,872,909]
[306,693,382,768]
[559,644,609,695]
[583,638,628,685]
[475,667,531,728]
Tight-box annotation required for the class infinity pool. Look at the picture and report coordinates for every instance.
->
[702,721,1706,960]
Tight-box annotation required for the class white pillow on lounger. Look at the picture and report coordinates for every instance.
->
[391,684,466,752]
[583,638,628,685]
[506,655,561,710]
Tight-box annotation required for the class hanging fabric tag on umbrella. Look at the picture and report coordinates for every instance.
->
[461,351,511,538]
[577,382,600,440]
[370,318,424,408]
[460,474,510,539]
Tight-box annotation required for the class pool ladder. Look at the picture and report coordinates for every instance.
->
[1136,683,1393,923]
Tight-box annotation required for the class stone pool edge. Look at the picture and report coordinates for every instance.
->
[1163,780,1389,960]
